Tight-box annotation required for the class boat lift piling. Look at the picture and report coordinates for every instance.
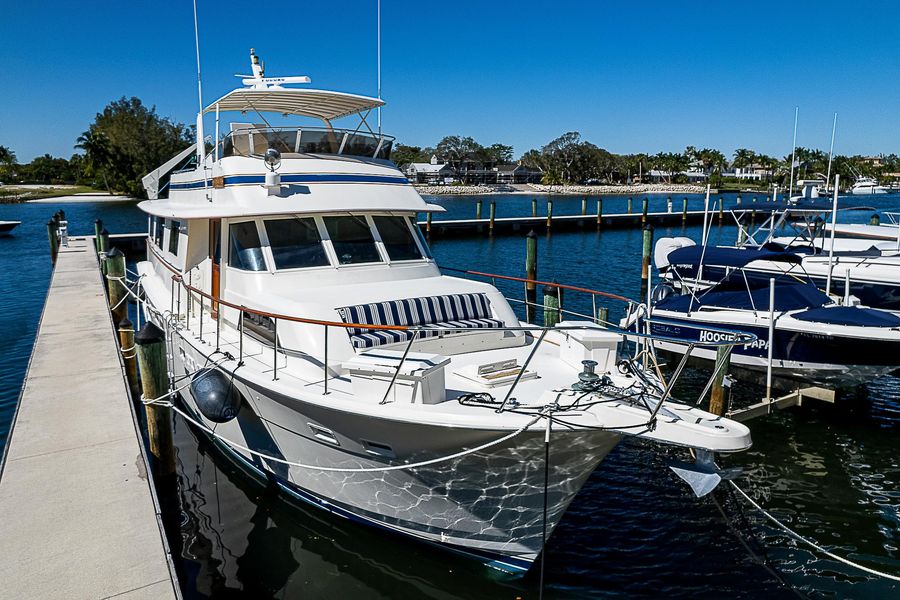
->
[708,346,732,416]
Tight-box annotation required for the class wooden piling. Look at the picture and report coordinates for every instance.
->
[489,201,496,235]
[118,317,140,400]
[708,346,732,416]
[46,220,59,265]
[93,219,103,254]
[581,196,587,216]
[546,199,553,230]
[596,197,603,227]
[475,199,482,220]
[641,197,648,226]
[627,197,633,214]
[99,228,111,275]
[532,197,537,217]
[596,306,609,327]
[525,231,537,324]
[134,322,176,478]
[667,196,673,213]
[871,213,881,226]
[426,212,432,236]
[106,247,128,326]
[682,198,688,223]
[543,285,561,327]
[639,225,654,302]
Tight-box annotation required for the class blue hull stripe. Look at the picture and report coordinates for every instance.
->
[179,400,533,574]
[170,173,409,190]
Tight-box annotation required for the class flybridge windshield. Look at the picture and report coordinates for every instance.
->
[218,127,393,160]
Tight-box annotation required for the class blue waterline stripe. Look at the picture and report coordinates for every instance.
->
[170,173,410,190]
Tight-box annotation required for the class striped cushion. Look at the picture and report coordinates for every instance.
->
[338,294,500,349]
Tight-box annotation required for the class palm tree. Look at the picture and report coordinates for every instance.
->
[732,148,756,170]
[75,129,112,193]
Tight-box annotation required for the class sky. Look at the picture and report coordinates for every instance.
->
[2,0,899,163]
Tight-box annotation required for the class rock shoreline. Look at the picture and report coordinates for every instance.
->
[414,183,707,196]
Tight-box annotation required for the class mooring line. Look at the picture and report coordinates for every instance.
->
[730,480,900,583]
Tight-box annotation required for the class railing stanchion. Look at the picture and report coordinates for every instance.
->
[238,309,244,366]
[497,328,548,413]
[324,325,329,395]
[215,304,221,352]
[380,330,419,405]
[273,318,279,380]
[199,294,204,342]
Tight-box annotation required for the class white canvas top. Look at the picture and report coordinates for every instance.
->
[205,88,384,122]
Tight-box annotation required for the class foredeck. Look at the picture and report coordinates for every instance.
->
[0,237,177,599]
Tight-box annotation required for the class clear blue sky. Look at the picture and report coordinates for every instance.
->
[2,1,899,163]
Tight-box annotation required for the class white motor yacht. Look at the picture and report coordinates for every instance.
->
[849,176,888,195]
[135,50,751,573]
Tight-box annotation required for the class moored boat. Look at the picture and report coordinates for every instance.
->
[135,50,752,572]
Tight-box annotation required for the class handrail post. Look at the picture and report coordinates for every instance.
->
[273,317,279,380]
[215,302,221,352]
[199,295,204,342]
[379,329,419,404]
[238,309,244,366]
[323,324,329,395]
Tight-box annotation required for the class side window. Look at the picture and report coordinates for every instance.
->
[373,216,423,261]
[228,222,266,271]
[323,216,382,265]
[265,218,330,269]
[168,220,181,255]
[410,217,433,259]
[153,217,164,248]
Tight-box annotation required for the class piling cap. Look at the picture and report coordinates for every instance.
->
[135,322,166,345]
[118,316,133,329]
[543,284,560,297]
[107,247,124,258]
[526,230,536,239]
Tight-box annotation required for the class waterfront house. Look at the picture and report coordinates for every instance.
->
[404,156,457,184]
[496,164,543,184]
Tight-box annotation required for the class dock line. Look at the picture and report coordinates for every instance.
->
[730,480,900,583]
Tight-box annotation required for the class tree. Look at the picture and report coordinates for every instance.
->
[485,143,514,164]
[76,97,193,197]
[0,145,16,181]
[391,143,429,166]
[732,148,756,170]
[435,135,482,172]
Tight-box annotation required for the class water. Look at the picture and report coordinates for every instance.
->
[2,193,900,598]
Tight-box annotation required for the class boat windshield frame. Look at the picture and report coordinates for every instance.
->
[216,126,394,161]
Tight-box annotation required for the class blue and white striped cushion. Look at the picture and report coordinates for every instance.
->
[338,293,499,349]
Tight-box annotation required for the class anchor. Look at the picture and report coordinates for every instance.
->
[669,449,742,497]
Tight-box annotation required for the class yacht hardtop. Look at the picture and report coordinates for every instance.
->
[135,50,752,572]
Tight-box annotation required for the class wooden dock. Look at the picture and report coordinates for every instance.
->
[418,209,728,237]
[0,237,178,599]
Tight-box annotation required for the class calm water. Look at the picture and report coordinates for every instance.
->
[1,193,899,599]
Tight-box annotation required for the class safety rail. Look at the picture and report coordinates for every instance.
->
[216,126,394,161]
[146,244,756,418]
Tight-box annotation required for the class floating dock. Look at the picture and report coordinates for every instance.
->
[419,209,729,237]
[0,237,178,599]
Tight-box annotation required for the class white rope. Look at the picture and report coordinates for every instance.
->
[730,480,900,582]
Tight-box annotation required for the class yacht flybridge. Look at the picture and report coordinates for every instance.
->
[136,50,751,572]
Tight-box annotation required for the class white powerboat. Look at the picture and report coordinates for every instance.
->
[0,220,20,234]
[135,50,751,573]
[849,176,888,195]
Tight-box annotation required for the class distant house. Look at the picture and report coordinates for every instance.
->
[726,162,773,181]
[496,164,543,184]
[646,169,707,183]
[404,155,456,184]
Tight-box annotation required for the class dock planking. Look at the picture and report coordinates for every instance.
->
[0,237,177,599]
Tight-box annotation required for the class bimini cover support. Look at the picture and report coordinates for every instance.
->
[141,143,198,200]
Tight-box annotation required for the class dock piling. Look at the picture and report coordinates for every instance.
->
[99,228,111,275]
[426,212,432,237]
[641,198,648,226]
[106,247,128,326]
[667,196,672,213]
[709,346,732,416]
[532,197,537,217]
[627,197,633,214]
[475,199,482,220]
[135,322,176,478]
[596,197,603,227]
[596,306,609,327]
[682,198,688,223]
[640,225,654,302]
[118,317,140,400]
[46,219,59,265]
[718,197,724,223]
[93,219,103,253]
[525,231,537,324]
[581,196,587,216]
[489,201,496,235]
[546,199,553,230]
[543,285,561,328]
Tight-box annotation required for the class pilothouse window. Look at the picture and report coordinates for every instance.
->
[168,220,181,255]
[323,216,382,265]
[372,216,423,261]
[265,218,330,269]
[228,222,266,271]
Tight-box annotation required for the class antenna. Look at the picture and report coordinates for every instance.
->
[377,0,382,134]
[192,0,206,165]
[788,106,798,202]
[825,112,837,192]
